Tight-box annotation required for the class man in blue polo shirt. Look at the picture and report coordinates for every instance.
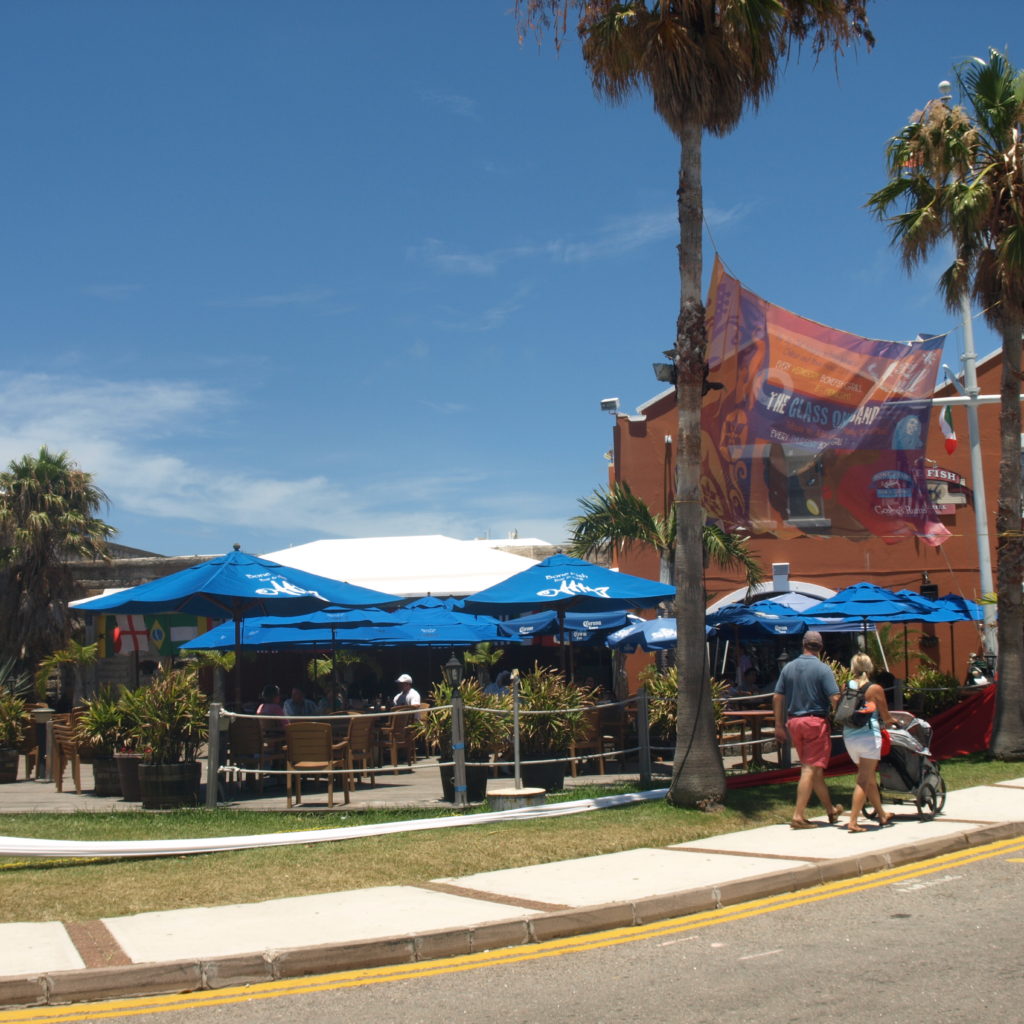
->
[773,631,844,829]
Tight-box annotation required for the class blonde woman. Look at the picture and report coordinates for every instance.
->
[843,653,900,832]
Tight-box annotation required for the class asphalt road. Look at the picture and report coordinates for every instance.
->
[6,842,1022,1024]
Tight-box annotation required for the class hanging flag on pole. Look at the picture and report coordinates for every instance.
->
[940,404,957,455]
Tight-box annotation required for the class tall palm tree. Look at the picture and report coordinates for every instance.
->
[867,50,1024,759]
[568,482,764,595]
[0,446,115,675]
[517,0,871,806]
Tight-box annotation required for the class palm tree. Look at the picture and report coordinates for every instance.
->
[568,482,764,595]
[517,0,871,806]
[0,447,115,675]
[867,50,1024,760]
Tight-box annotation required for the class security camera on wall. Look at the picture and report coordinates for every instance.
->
[600,397,620,413]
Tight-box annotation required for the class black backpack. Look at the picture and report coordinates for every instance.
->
[834,682,872,728]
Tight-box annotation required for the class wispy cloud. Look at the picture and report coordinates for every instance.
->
[420,90,479,119]
[433,292,525,332]
[409,208,698,276]
[407,239,498,276]
[208,289,337,309]
[0,372,568,550]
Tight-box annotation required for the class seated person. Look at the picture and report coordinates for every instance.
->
[484,669,511,695]
[393,673,421,707]
[256,685,284,717]
[283,687,320,718]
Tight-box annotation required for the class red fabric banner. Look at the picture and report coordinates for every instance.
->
[725,686,996,790]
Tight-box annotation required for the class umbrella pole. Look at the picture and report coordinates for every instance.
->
[557,609,567,680]
[513,672,522,790]
[903,623,910,684]
[233,617,243,709]
[330,626,339,711]
[950,623,956,679]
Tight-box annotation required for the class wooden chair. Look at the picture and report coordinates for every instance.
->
[569,709,607,777]
[227,717,286,793]
[283,722,350,808]
[51,721,83,794]
[597,704,630,771]
[379,709,418,774]
[18,706,44,780]
[345,714,378,786]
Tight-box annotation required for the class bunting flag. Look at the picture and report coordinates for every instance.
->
[146,615,218,656]
[115,615,151,653]
[701,257,951,547]
[93,615,118,658]
[940,404,958,455]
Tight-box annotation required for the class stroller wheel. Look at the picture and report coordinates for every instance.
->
[915,772,947,820]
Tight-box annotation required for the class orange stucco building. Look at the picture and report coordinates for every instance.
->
[608,349,1013,685]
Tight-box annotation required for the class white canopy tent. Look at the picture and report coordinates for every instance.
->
[262,535,547,599]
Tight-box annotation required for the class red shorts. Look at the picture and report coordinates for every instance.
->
[788,716,831,768]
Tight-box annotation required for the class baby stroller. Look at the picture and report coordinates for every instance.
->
[865,711,946,821]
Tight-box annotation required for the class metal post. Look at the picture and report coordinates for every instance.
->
[451,690,468,808]
[636,687,652,789]
[206,703,221,809]
[512,672,522,790]
[959,293,998,657]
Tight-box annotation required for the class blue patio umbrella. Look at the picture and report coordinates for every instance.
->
[463,554,674,615]
[393,596,509,644]
[800,583,924,623]
[498,609,630,643]
[801,583,937,676]
[463,554,673,680]
[917,593,986,682]
[706,600,808,637]
[605,616,682,653]
[75,546,403,704]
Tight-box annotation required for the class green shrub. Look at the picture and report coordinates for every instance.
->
[904,667,960,717]
[129,667,209,764]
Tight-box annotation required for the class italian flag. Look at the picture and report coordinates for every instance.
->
[940,405,957,455]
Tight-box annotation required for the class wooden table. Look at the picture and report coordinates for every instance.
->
[721,710,779,768]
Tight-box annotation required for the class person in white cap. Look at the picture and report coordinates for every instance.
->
[392,674,421,707]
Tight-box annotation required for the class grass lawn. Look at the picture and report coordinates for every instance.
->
[0,755,1019,923]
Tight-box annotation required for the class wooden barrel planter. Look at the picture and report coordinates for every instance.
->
[439,763,489,804]
[115,752,143,802]
[0,748,19,784]
[138,762,202,810]
[91,757,122,797]
[520,757,566,793]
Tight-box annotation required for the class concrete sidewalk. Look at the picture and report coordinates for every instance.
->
[2,777,1024,1009]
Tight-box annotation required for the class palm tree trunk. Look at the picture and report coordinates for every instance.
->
[667,117,726,807]
[990,315,1024,759]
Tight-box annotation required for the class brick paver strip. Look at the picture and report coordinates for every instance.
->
[64,920,131,968]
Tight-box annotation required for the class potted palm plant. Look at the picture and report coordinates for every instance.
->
[76,688,131,796]
[414,678,510,803]
[0,689,31,783]
[129,666,209,809]
[516,664,594,793]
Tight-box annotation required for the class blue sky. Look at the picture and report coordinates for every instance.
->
[0,2,1013,557]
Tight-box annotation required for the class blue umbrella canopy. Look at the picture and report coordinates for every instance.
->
[800,583,925,623]
[498,609,630,643]
[75,547,404,705]
[605,616,682,653]
[921,593,985,623]
[180,618,419,651]
[74,547,402,620]
[463,553,674,615]
[706,600,807,636]
[390,596,509,645]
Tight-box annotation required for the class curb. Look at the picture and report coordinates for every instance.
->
[3,820,1021,1010]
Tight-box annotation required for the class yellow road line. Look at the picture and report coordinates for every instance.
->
[4,835,1023,1024]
